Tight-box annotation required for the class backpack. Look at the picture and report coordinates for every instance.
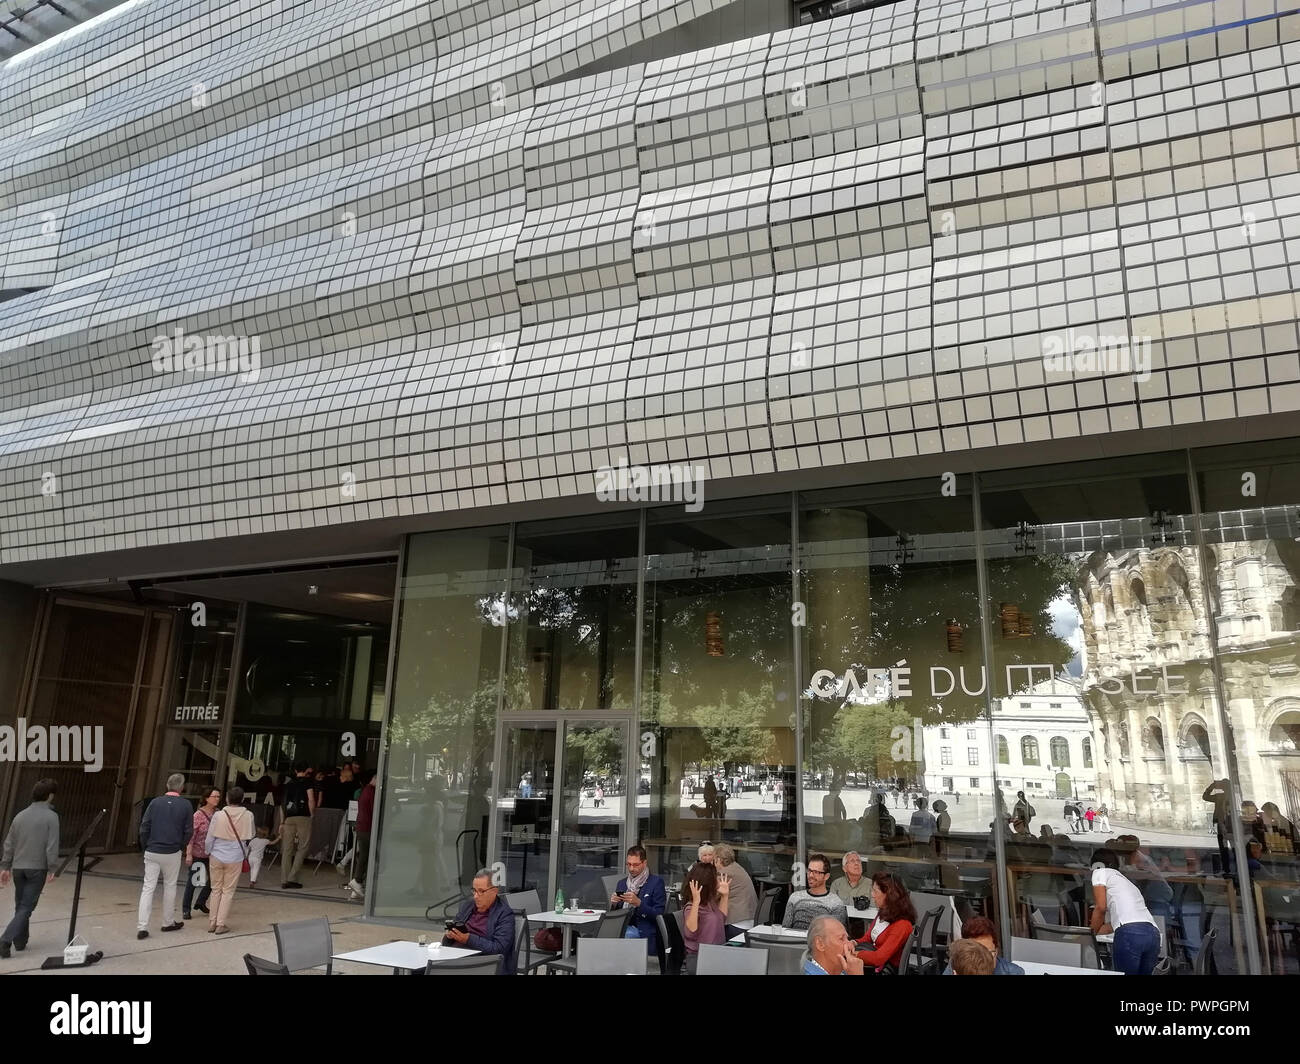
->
[283,778,310,818]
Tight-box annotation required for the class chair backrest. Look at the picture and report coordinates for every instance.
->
[697,943,768,975]
[1009,936,1085,968]
[504,889,542,914]
[596,907,634,938]
[1193,927,1218,975]
[576,937,648,975]
[755,887,780,926]
[602,874,622,902]
[656,914,685,975]
[1030,923,1099,968]
[425,954,503,975]
[273,916,333,974]
[910,892,954,936]
[244,953,290,975]
[892,927,920,975]
[744,932,805,975]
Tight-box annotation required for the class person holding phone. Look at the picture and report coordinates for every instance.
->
[611,844,666,966]
[442,868,515,974]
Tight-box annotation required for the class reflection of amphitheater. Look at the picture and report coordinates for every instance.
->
[1074,540,1300,831]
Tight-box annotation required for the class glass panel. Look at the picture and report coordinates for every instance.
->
[1195,439,1300,975]
[799,478,1000,941]
[495,722,557,901]
[373,527,508,917]
[504,514,639,712]
[557,719,627,905]
[640,498,797,893]
[981,453,1246,973]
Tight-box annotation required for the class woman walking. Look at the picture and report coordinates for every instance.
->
[206,787,255,934]
[182,788,221,920]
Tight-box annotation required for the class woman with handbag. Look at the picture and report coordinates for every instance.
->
[182,788,221,920]
[205,786,256,935]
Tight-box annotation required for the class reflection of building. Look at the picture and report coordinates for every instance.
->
[1074,538,1300,830]
[921,677,1098,805]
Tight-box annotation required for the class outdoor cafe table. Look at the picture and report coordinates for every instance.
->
[729,912,876,945]
[526,908,603,959]
[1017,960,1121,976]
[333,940,480,974]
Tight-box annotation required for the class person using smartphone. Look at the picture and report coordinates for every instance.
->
[610,845,666,968]
[440,869,515,974]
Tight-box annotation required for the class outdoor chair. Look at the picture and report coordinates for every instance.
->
[697,943,768,975]
[244,953,291,975]
[505,889,561,975]
[743,930,804,975]
[575,938,648,975]
[425,955,502,975]
[545,907,633,974]
[273,916,334,974]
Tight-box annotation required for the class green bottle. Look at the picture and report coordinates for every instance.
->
[554,888,565,914]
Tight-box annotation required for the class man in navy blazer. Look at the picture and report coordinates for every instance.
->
[444,868,516,973]
[610,844,666,959]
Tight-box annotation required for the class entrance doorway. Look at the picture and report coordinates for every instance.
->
[492,716,631,907]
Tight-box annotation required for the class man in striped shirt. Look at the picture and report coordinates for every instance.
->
[781,853,847,931]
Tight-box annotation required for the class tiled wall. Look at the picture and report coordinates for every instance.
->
[1,0,1297,565]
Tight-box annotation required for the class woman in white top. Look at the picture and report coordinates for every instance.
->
[206,787,256,934]
[1089,849,1159,975]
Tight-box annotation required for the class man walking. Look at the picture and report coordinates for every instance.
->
[279,762,316,889]
[0,778,61,958]
[137,773,193,940]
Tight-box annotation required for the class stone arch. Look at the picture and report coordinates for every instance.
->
[1263,698,1300,751]
[1178,713,1213,760]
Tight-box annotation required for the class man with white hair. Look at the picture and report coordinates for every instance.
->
[712,843,757,928]
[136,773,193,940]
[803,914,864,975]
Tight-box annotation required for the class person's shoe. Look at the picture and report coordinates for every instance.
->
[183,911,192,920]
[0,941,10,959]
[13,940,26,952]
[249,881,257,889]
[347,878,363,895]
[336,862,348,875]
[195,904,210,915]
[137,931,149,940]
[161,923,184,933]
[214,926,230,935]
[284,881,303,889]
[207,925,216,933]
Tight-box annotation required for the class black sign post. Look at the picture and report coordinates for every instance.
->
[40,807,107,970]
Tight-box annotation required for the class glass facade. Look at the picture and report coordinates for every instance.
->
[373,442,1300,974]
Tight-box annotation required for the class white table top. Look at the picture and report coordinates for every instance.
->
[334,941,479,969]
[1017,960,1121,976]
[526,909,603,925]
[847,907,878,920]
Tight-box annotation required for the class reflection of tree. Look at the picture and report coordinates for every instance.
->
[388,680,497,782]
[806,700,914,781]
[566,726,621,779]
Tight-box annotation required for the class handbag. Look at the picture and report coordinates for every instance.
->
[224,809,252,873]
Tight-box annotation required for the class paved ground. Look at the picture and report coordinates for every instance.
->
[0,852,424,976]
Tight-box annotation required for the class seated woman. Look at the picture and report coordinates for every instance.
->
[681,861,729,974]
[855,871,916,973]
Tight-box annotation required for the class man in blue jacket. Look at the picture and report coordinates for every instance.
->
[443,869,516,974]
[610,845,666,963]
[136,773,194,940]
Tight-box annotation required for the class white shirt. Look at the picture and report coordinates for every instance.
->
[1091,867,1155,929]
[870,917,890,943]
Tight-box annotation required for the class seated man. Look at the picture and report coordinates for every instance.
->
[781,854,847,932]
[949,938,995,975]
[610,845,666,960]
[443,868,515,974]
[803,914,864,975]
[942,916,1024,975]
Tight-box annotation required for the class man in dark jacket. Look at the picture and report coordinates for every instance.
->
[0,778,61,958]
[610,844,666,961]
[443,869,515,974]
[136,773,193,939]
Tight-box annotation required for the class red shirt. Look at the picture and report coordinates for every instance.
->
[356,781,376,833]
[856,917,913,970]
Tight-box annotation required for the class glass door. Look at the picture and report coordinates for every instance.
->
[494,716,630,907]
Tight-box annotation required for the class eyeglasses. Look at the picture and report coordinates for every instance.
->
[471,886,497,895]
[808,867,828,876]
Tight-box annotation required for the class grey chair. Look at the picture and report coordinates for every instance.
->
[889,927,920,975]
[657,913,686,975]
[576,937,649,975]
[425,954,503,975]
[601,873,623,902]
[546,907,633,974]
[1030,923,1101,968]
[505,889,561,975]
[1153,956,1173,975]
[911,906,946,973]
[272,916,334,974]
[754,887,780,926]
[697,942,768,975]
[244,953,290,975]
[743,931,805,975]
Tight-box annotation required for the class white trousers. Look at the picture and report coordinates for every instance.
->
[138,850,182,931]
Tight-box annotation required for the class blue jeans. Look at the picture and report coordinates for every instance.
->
[1112,921,1161,975]
[2,868,47,947]
[625,922,658,956]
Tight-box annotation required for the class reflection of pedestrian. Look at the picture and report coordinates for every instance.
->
[704,776,718,817]
[1203,778,1232,873]
[953,790,960,805]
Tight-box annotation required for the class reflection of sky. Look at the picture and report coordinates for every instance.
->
[1050,592,1084,677]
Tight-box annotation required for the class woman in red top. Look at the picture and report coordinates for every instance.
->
[855,871,917,972]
